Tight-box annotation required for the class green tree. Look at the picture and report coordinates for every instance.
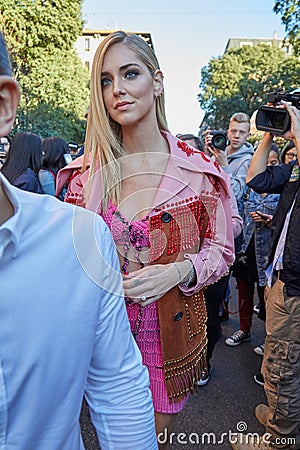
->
[0,0,89,142]
[198,43,300,130]
[274,0,300,55]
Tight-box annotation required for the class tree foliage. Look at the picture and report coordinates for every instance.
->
[0,0,89,142]
[273,0,300,55]
[198,44,300,130]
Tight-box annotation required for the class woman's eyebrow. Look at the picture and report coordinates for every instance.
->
[101,63,142,76]
[120,63,142,71]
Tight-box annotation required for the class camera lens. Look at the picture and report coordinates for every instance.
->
[267,111,286,130]
[212,133,227,149]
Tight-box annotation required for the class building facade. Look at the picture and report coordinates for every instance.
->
[224,32,293,56]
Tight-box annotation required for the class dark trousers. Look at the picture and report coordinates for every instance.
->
[204,274,230,368]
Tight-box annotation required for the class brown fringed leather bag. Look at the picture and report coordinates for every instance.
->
[149,198,210,403]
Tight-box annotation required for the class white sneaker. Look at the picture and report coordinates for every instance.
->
[225,330,251,347]
[253,304,260,314]
[253,373,264,386]
[197,368,212,386]
[254,344,264,356]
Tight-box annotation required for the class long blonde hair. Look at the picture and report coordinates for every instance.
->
[83,31,169,210]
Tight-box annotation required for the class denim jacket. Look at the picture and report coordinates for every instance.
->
[242,188,280,286]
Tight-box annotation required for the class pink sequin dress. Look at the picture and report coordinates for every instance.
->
[102,200,188,413]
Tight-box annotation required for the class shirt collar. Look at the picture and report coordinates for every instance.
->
[0,173,23,257]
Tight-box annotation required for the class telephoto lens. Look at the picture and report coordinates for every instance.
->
[210,130,228,150]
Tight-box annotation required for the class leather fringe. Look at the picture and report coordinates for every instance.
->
[164,334,207,403]
[157,288,208,404]
[149,199,210,261]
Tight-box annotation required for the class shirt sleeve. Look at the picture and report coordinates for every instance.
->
[180,175,235,294]
[83,221,158,450]
[247,164,293,194]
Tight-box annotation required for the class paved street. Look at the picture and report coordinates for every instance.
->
[80,277,267,449]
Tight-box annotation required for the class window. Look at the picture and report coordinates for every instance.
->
[240,41,253,47]
[85,38,90,51]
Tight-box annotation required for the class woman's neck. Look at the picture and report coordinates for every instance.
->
[121,123,168,156]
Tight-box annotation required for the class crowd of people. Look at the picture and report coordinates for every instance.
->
[0,131,82,196]
[0,29,299,450]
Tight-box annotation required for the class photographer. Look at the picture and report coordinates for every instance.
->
[232,102,300,449]
[205,112,254,206]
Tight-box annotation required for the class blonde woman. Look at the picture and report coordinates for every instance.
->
[57,31,234,448]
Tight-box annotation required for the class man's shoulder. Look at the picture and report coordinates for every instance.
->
[17,185,101,222]
[16,188,109,260]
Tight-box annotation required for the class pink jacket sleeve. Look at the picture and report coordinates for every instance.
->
[180,174,235,295]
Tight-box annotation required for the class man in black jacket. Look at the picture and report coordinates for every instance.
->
[231,102,300,450]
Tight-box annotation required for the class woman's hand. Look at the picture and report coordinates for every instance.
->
[123,261,191,306]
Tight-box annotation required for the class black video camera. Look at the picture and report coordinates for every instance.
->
[255,90,300,135]
[210,130,229,151]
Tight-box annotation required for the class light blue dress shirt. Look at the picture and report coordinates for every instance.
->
[0,174,157,450]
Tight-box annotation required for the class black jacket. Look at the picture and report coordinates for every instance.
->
[247,161,300,296]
